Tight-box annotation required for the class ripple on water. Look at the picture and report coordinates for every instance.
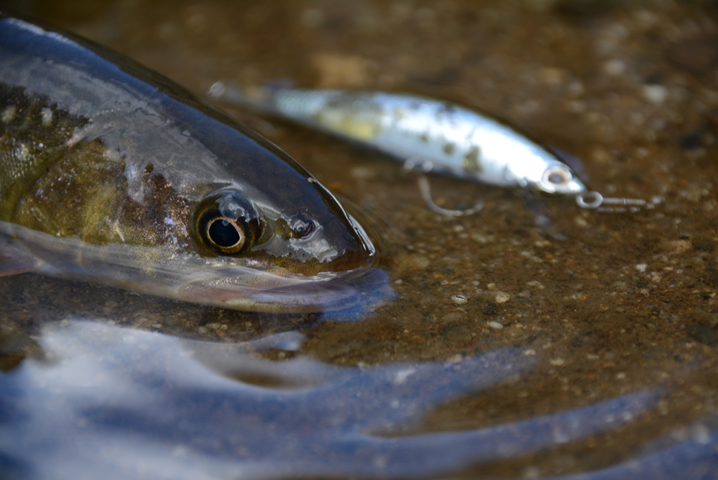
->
[0,320,696,480]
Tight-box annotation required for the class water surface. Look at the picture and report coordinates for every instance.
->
[2,1,718,478]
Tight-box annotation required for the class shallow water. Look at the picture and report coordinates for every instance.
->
[2,0,718,478]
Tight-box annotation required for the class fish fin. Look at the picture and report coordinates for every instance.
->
[0,252,37,276]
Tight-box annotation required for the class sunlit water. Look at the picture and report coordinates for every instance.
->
[3,320,713,480]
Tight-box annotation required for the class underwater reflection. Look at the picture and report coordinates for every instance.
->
[0,321,672,480]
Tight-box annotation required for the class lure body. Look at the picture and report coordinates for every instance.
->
[211,84,588,198]
[0,14,386,313]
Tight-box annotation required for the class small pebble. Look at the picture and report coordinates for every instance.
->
[635,264,647,272]
[642,84,667,104]
[451,295,468,305]
[488,321,504,330]
[495,292,510,303]
[603,59,626,76]
[613,281,628,291]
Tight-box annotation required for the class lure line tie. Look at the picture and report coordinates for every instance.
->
[576,191,654,213]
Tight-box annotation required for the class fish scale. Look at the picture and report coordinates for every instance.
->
[0,84,88,219]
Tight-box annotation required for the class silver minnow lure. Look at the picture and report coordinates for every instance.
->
[210,82,647,214]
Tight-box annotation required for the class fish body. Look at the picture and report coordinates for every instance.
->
[0,14,387,313]
[211,84,588,198]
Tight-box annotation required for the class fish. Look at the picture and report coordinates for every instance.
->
[209,82,649,214]
[0,13,390,314]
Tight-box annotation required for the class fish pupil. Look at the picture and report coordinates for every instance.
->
[208,218,242,248]
[193,189,262,255]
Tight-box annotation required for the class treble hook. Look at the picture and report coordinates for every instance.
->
[576,191,657,213]
[404,160,484,217]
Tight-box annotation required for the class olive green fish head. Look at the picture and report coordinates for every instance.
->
[1,86,375,270]
[2,95,381,312]
[0,14,387,313]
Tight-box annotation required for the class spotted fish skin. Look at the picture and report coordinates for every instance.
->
[212,84,587,197]
[0,84,89,219]
[0,14,386,313]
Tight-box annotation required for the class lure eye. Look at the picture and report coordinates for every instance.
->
[193,190,262,255]
[543,166,572,186]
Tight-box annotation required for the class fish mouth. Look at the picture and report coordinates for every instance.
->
[2,221,393,315]
[177,265,392,315]
[264,181,380,274]
[176,208,388,314]
[249,210,378,276]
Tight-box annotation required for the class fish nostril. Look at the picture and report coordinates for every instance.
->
[288,213,316,238]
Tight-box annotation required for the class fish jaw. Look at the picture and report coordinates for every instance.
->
[176,265,390,314]
[0,221,391,313]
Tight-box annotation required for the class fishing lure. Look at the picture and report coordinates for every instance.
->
[209,82,650,215]
[0,14,389,313]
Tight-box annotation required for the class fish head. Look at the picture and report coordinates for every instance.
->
[0,14,388,314]
[188,179,375,276]
[3,91,381,313]
[176,110,378,276]
[7,135,384,312]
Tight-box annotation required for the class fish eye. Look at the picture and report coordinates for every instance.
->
[543,166,572,186]
[193,190,262,255]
